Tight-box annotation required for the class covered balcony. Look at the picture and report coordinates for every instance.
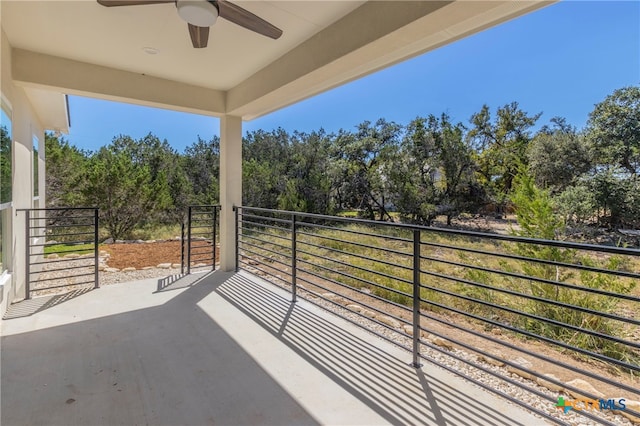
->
[2,1,639,425]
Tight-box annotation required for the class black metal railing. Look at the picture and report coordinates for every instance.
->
[19,207,99,299]
[181,205,220,274]
[235,206,640,425]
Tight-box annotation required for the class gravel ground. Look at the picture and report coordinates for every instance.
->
[28,260,637,426]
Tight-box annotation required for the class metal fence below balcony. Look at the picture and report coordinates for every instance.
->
[181,205,220,274]
[235,206,640,425]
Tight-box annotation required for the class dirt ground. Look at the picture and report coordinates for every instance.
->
[101,240,217,269]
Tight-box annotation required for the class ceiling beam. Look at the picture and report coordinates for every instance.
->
[227,0,552,120]
[12,48,226,116]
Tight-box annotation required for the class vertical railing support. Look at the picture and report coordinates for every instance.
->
[187,206,192,275]
[213,206,218,271]
[234,206,239,272]
[180,219,185,275]
[412,229,422,368]
[291,214,297,302]
[94,209,100,289]
[25,209,31,300]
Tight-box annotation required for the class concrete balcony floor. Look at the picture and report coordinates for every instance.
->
[1,270,546,425]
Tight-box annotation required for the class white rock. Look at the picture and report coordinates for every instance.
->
[536,373,563,392]
[506,357,533,380]
[157,263,172,269]
[427,334,453,350]
[566,379,605,399]
[141,266,153,270]
[171,263,181,268]
[477,355,505,367]
[377,315,402,328]
[122,267,136,272]
[47,254,59,259]
[361,309,377,319]
[144,240,156,244]
[403,325,414,336]
[98,264,106,271]
[346,304,363,313]
[64,253,80,259]
[617,399,640,423]
[105,267,120,273]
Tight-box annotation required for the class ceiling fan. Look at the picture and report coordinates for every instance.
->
[97,0,283,48]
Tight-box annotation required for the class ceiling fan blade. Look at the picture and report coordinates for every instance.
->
[188,24,209,48]
[217,0,282,40]
[97,0,173,7]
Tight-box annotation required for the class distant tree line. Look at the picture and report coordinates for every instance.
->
[46,85,640,240]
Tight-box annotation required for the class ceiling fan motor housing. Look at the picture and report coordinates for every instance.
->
[176,0,219,27]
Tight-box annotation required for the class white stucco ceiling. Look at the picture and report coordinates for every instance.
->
[1,1,553,121]
[2,0,365,90]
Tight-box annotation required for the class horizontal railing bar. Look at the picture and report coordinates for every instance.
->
[29,224,94,230]
[421,239,640,281]
[30,257,94,266]
[30,248,94,256]
[419,310,640,395]
[296,265,412,314]
[239,261,291,284]
[30,241,95,249]
[418,278,640,349]
[17,207,97,211]
[297,221,413,243]
[242,233,291,252]
[189,259,214,265]
[239,226,291,243]
[419,267,640,326]
[241,219,291,233]
[31,264,95,274]
[297,231,412,258]
[31,281,96,292]
[296,275,410,330]
[239,206,640,256]
[240,244,291,266]
[188,204,220,209]
[420,253,640,304]
[296,239,413,272]
[296,247,413,286]
[297,260,413,301]
[240,248,293,271]
[34,231,95,239]
[43,215,95,221]
[417,294,639,372]
[30,272,96,284]
[241,213,292,225]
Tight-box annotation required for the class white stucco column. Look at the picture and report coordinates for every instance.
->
[219,115,242,272]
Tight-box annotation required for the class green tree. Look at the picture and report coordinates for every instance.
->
[44,132,89,207]
[587,85,640,176]
[183,136,219,205]
[333,119,401,220]
[83,145,171,240]
[469,103,541,214]
[528,118,592,193]
[0,126,12,204]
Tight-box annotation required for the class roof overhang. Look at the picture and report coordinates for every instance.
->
[2,1,554,121]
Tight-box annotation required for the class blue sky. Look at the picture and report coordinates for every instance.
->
[66,0,640,153]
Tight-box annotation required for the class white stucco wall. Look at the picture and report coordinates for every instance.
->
[1,27,46,315]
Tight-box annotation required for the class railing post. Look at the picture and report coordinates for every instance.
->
[291,214,297,302]
[234,206,239,272]
[180,218,185,275]
[94,209,100,289]
[25,209,31,300]
[213,206,218,271]
[412,229,422,368]
[187,206,192,275]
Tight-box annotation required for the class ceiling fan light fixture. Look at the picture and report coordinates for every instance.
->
[176,0,218,27]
